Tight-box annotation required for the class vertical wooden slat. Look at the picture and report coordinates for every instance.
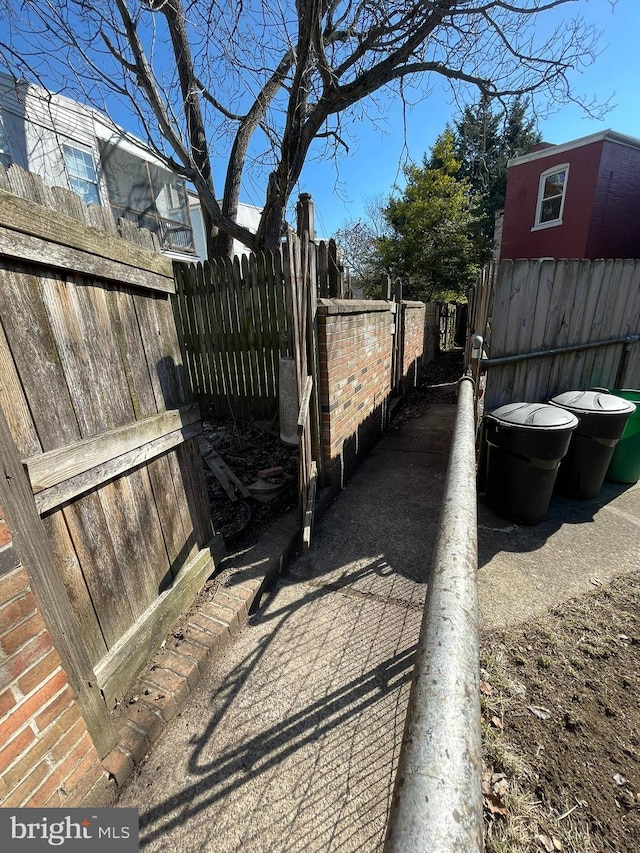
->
[519,260,555,404]
[221,258,243,418]
[108,285,190,579]
[581,259,616,388]
[232,255,251,417]
[0,314,41,458]
[0,266,82,448]
[486,261,514,408]
[263,250,280,400]
[511,262,545,402]
[210,260,234,418]
[194,262,213,405]
[42,511,107,663]
[242,254,261,409]
[173,263,198,403]
[545,259,581,399]
[566,260,603,391]
[598,259,636,387]
[531,261,573,402]
[579,259,614,388]
[619,263,640,387]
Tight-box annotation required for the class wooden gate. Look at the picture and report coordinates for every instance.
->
[284,224,322,548]
[173,196,324,548]
[0,167,221,755]
[173,252,290,420]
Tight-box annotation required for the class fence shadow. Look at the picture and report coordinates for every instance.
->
[130,556,419,851]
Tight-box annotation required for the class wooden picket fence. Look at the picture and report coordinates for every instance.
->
[173,232,346,423]
[173,252,290,421]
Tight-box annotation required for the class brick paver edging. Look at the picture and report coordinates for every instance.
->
[102,510,301,788]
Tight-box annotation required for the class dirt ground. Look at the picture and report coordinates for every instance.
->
[481,572,640,853]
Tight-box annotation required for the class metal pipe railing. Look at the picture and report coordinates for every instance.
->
[384,375,483,852]
[480,333,640,369]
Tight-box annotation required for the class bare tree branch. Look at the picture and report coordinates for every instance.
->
[2,0,607,255]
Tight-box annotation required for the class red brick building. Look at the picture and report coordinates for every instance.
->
[499,130,640,261]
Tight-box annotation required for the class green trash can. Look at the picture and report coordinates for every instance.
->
[550,390,636,499]
[606,390,640,483]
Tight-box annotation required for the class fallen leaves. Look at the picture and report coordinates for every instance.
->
[537,832,563,851]
[483,766,509,817]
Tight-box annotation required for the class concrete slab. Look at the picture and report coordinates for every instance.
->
[117,397,640,850]
[119,569,422,852]
[118,403,454,851]
[478,480,640,630]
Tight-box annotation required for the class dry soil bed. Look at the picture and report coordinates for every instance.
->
[481,571,640,853]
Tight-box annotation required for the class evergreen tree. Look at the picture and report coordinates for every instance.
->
[370,131,485,302]
[453,96,541,246]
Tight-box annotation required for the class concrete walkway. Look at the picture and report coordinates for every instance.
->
[118,401,640,851]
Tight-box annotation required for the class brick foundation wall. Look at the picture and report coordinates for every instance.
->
[317,299,425,488]
[0,507,112,807]
[402,302,427,392]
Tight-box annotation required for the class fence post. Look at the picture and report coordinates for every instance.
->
[296,193,315,242]
[328,239,343,298]
[391,279,404,395]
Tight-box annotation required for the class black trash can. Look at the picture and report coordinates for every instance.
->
[549,390,637,500]
[484,402,578,524]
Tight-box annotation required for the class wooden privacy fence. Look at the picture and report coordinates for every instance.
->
[0,165,221,757]
[469,259,640,412]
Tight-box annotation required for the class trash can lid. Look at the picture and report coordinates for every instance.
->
[549,390,636,416]
[488,402,579,430]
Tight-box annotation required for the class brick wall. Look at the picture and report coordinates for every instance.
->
[402,302,427,392]
[0,507,112,808]
[317,299,424,488]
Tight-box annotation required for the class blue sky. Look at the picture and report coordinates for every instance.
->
[2,1,636,241]
[303,0,640,238]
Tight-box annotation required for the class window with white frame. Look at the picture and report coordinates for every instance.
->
[62,143,101,206]
[534,164,568,228]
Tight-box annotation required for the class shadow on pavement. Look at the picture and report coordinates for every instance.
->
[129,556,420,852]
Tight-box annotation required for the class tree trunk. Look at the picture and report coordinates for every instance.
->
[210,228,234,258]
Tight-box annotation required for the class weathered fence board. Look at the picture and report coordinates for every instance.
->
[0,177,172,281]
[25,405,199,493]
[482,259,640,411]
[0,176,221,754]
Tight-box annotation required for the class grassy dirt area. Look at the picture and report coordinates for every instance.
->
[481,571,640,853]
